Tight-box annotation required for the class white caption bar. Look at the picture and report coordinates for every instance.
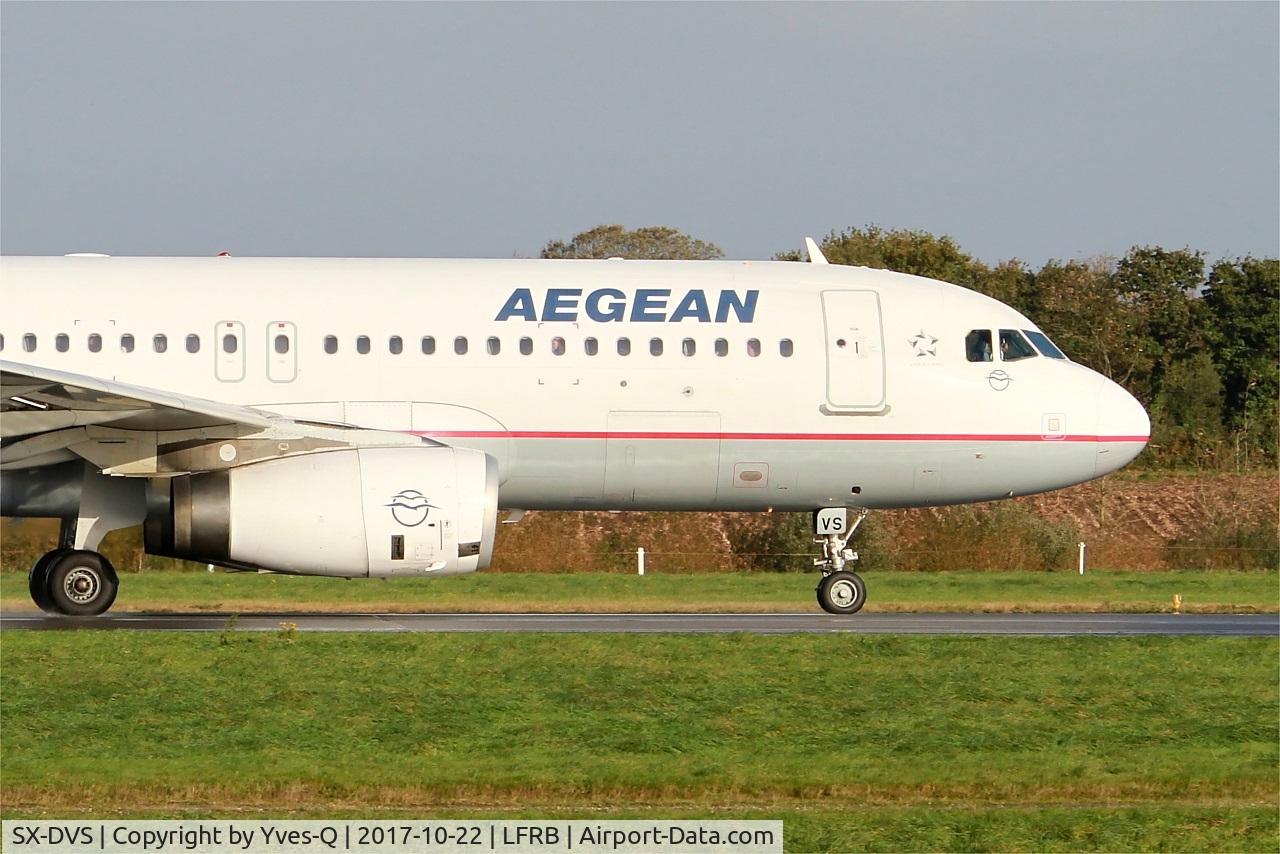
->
[3,821,783,854]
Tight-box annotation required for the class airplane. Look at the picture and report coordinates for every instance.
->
[0,241,1149,616]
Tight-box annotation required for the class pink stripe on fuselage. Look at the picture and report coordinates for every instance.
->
[410,430,1148,443]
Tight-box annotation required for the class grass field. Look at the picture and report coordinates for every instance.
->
[1,632,1276,851]
[2,568,1276,614]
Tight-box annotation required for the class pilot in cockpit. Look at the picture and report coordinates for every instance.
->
[965,329,992,362]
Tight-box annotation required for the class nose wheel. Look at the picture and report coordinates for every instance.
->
[28,549,119,616]
[817,570,867,614]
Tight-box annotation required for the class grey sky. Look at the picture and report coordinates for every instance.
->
[2,1,1277,266]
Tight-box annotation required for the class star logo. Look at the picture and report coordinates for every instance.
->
[908,330,938,357]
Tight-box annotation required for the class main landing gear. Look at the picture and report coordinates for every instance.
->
[23,465,143,616]
[29,547,120,616]
[814,509,868,615]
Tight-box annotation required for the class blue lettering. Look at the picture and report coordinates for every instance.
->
[715,289,758,323]
[494,288,537,321]
[497,288,756,323]
[585,288,626,322]
[542,288,582,322]
[630,289,671,322]
[668,290,711,322]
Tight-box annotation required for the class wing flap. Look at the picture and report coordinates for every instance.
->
[2,359,272,438]
[1,360,434,474]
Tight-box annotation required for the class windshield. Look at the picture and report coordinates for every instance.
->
[999,329,1037,361]
[1023,329,1067,360]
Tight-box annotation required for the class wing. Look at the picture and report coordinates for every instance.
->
[1,359,430,474]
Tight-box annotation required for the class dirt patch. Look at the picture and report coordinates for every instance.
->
[3,780,1271,814]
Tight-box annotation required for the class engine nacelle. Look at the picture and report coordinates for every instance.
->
[145,446,498,578]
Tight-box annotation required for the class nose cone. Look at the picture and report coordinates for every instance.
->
[1095,376,1150,476]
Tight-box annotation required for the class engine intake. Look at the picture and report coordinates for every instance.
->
[145,446,498,577]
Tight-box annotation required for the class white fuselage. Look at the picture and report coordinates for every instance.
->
[1,256,1150,512]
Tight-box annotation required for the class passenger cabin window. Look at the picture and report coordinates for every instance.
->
[356,335,371,355]
[584,337,598,356]
[88,333,102,353]
[715,338,728,357]
[999,329,1037,362]
[274,335,290,354]
[421,336,435,355]
[186,334,200,354]
[389,335,403,355]
[222,334,237,354]
[454,336,468,355]
[1024,329,1067,360]
[22,333,36,352]
[551,337,565,356]
[682,338,696,357]
[617,337,631,356]
[121,334,135,353]
[746,338,761,357]
[650,338,663,356]
[324,335,338,354]
[487,336,501,355]
[519,337,533,355]
[56,333,69,352]
[0,333,5,351]
[780,339,794,357]
[965,330,993,362]
[153,334,168,354]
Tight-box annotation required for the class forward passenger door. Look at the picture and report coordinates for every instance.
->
[821,290,887,412]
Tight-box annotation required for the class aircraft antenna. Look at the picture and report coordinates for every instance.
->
[804,237,828,265]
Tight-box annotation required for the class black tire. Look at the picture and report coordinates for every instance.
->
[816,570,866,615]
[28,548,70,614]
[45,550,119,616]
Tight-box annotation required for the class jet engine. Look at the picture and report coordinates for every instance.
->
[145,446,498,577]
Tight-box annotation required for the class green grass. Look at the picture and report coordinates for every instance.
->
[1,632,1276,851]
[2,568,1276,613]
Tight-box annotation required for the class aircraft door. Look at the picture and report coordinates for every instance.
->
[215,321,246,382]
[267,321,297,382]
[821,290,886,412]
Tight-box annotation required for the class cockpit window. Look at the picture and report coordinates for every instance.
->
[965,329,992,362]
[999,329,1037,361]
[1023,329,1067,360]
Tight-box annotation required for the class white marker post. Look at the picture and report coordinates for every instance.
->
[637,547,646,576]
[1078,542,1086,575]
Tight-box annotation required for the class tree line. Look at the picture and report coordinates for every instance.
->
[542,224,1279,469]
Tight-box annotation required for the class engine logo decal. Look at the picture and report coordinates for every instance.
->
[387,489,436,527]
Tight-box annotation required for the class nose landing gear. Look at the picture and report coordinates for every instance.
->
[814,509,868,614]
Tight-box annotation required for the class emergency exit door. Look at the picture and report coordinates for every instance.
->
[215,321,245,382]
[821,290,886,411]
[267,321,297,382]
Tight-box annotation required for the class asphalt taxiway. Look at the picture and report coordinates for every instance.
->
[1,612,1275,635]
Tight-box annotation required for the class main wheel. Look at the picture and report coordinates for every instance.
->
[44,550,119,616]
[816,570,866,615]
[28,548,70,614]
